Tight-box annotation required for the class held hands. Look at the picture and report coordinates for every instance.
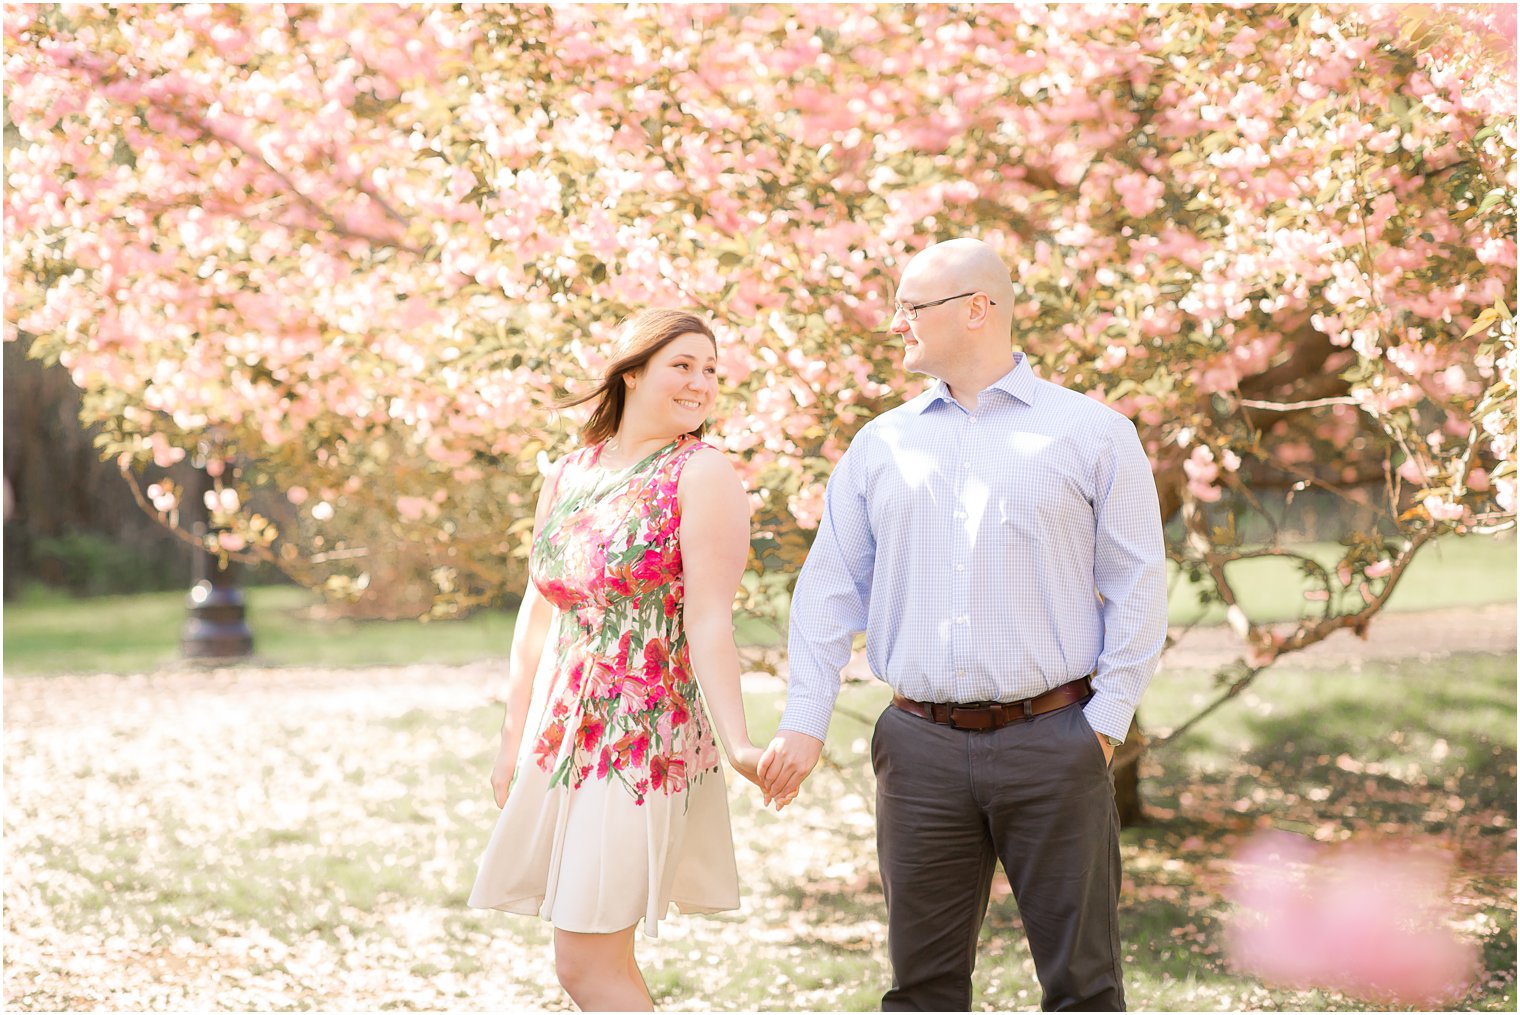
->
[756,729,824,812]
[726,741,765,790]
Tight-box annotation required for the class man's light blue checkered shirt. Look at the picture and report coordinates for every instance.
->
[781,354,1167,744]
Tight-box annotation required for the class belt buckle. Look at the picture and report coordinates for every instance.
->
[947,704,994,732]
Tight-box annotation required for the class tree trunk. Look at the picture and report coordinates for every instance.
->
[3,341,194,596]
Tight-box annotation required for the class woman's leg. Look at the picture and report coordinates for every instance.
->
[554,924,653,1011]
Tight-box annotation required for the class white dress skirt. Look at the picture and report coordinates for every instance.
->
[467,610,741,938]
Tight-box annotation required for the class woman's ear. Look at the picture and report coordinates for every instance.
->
[623,368,641,391]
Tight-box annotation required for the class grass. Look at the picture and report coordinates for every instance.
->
[2,584,519,675]
[4,533,1514,676]
[1166,530,1518,625]
[3,651,1512,1010]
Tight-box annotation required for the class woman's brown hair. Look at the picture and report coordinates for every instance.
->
[561,308,717,446]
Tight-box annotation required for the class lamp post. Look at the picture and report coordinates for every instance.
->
[180,450,253,660]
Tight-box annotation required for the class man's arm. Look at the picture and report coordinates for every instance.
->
[759,444,875,808]
[1086,416,1168,745]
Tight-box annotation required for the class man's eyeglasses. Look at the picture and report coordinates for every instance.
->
[892,292,996,322]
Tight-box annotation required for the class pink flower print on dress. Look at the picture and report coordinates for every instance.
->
[664,758,687,793]
[631,547,673,587]
[533,723,564,767]
[582,657,616,699]
[577,715,605,752]
[536,577,577,608]
[611,730,650,770]
[642,637,670,681]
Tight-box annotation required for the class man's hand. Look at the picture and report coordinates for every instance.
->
[757,730,824,811]
[1096,732,1114,766]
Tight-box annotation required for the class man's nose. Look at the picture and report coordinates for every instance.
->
[890,310,910,334]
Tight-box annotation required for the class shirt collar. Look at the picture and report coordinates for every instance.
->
[913,353,1038,414]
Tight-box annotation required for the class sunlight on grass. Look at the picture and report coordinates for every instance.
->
[3,584,518,675]
[1166,531,1517,625]
[9,650,1511,1010]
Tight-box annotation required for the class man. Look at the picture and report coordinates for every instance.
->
[757,238,1166,1011]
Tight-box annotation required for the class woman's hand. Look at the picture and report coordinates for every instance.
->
[490,738,519,809]
[726,741,765,790]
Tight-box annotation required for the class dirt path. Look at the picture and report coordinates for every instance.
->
[1159,602,1517,669]
[4,606,1514,714]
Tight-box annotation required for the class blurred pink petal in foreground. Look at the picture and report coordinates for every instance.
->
[1226,831,1478,1007]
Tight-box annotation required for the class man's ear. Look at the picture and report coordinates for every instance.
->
[966,293,994,330]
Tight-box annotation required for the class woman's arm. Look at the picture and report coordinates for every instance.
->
[490,460,563,807]
[678,448,762,786]
[497,581,554,741]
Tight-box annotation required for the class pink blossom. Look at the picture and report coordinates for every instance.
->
[1227,832,1478,1008]
[1183,446,1223,502]
[2,1,1510,628]
[395,495,433,522]
[1423,495,1466,522]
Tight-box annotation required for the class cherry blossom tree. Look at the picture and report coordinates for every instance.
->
[6,3,1515,805]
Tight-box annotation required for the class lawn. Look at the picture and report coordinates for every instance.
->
[3,532,1514,675]
[3,651,1513,1011]
[1165,530,1518,625]
[2,584,518,675]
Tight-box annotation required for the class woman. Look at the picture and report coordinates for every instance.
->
[467,308,764,1011]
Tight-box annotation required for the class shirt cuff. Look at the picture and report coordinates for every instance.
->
[1082,694,1134,744]
[776,711,831,744]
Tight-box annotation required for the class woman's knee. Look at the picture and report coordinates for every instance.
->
[554,931,632,999]
[555,946,594,996]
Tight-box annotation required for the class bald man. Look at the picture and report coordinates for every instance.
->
[759,238,1166,1011]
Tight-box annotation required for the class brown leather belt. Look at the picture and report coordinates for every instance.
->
[891,677,1092,732]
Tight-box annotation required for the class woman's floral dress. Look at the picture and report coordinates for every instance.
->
[467,436,739,937]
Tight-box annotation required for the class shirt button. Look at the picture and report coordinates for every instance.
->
[956,616,969,625]
[969,416,978,424]
[955,563,966,572]
[956,669,966,678]
[954,511,966,520]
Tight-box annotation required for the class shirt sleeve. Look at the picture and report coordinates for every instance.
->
[780,440,875,742]
[1083,416,1168,743]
